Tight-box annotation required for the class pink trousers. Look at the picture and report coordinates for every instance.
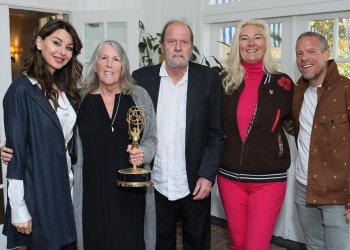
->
[217,176,286,250]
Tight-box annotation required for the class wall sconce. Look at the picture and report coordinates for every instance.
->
[10,46,23,63]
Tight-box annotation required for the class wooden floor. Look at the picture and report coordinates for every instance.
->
[176,222,287,250]
[17,223,287,250]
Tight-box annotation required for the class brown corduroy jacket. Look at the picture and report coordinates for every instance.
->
[292,60,350,209]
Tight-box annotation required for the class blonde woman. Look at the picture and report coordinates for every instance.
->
[219,19,294,250]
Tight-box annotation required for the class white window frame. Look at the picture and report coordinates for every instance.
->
[209,17,292,74]
[297,12,350,64]
[200,0,350,80]
[202,0,350,23]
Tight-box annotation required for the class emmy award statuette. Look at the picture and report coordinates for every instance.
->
[116,106,152,187]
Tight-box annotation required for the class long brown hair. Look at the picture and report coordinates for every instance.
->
[22,19,83,109]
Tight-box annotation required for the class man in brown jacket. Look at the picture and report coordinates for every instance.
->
[292,31,350,250]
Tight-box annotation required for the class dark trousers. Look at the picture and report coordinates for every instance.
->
[27,242,76,250]
[154,189,211,250]
[61,243,76,250]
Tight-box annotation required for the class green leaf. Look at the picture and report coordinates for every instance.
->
[147,58,154,66]
[153,44,160,51]
[193,45,200,55]
[191,53,197,61]
[149,36,158,43]
[139,20,145,31]
[147,37,154,49]
[217,41,231,47]
[138,42,146,53]
[270,32,282,42]
[213,57,223,68]
[204,58,210,67]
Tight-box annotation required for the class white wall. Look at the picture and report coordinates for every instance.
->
[72,0,196,50]
[0,0,201,65]
[0,0,72,11]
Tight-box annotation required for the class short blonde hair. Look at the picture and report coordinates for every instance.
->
[222,19,279,94]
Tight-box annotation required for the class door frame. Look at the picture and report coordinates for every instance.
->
[0,5,13,248]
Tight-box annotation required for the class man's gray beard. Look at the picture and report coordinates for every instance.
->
[166,59,189,69]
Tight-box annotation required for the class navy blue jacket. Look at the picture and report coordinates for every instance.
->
[3,74,76,249]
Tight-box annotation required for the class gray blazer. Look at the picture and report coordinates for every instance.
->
[72,85,157,250]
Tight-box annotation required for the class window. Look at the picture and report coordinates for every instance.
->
[269,22,283,67]
[310,18,350,78]
[209,0,241,5]
[217,22,283,70]
[218,26,235,62]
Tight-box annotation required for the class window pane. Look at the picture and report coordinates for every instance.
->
[309,18,350,77]
[310,19,334,55]
[85,22,104,61]
[269,22,283,61]
[337,62,350,79]
[209,0,241,5]
[218,22,283,63]
[219,26,235,62]
[107,22,127,51]
[339,18,350,59]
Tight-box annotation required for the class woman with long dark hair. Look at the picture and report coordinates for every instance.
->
[2,19,83,250]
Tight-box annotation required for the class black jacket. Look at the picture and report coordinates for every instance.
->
[132,61,224,191]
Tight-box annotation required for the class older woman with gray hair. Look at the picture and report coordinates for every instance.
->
[75,39,156,250]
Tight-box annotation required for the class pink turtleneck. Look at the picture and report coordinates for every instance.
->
[237,61,264,142]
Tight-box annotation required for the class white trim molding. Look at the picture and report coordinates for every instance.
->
[0,0,73,12]
[203,0,350,23]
